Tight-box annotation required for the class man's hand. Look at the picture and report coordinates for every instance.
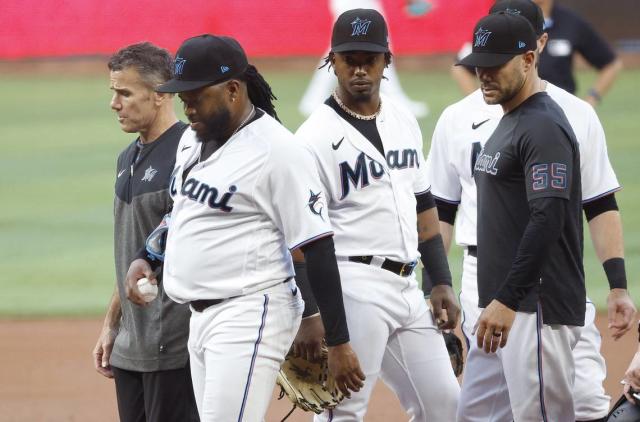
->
[607,288,636,340]
[430,285,460,330]
[293,314,325,362]
[125,259,156,306]
[624,347,640,403]
[92,326,118,378]
[327,343,366,397]
[474,300,516,353]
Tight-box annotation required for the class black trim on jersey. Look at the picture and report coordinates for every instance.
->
[494,197,567,311]
[300,236,350,346]
[416,191,436,214]
[325,96,385,156]
[583,193,618,222]
[435,198,458,225]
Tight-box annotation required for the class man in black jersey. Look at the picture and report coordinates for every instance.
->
[92,42,198,422]
[296,9,460,421]
[459,12,585,421]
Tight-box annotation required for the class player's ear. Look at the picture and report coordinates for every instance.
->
[537,33,549,54]
[154,91,171,106]
[523,51,536,72]
[225,79,242,103]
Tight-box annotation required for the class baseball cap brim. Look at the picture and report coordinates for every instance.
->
[332,42,389,53]
[156,79,218,93]
[456,52,517,68]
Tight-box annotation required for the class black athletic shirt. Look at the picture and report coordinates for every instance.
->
[540,5,616,94]
[474,92,585,326]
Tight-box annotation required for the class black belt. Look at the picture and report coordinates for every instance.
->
[190,298,226,312]
[348,256,417,277]
[190,278,292,313]
[467,246,477,258]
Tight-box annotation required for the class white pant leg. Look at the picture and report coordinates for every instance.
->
[315,297,392,422]
[573,300,610,420]
[501,310,582,422]
[380,307,459,422]
[457,251,513,422]
[188,281,303,422]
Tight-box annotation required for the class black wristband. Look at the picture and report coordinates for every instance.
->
[134,246,162,272]
[421,267,434,297]
[293,261,319,318]
[418,234,452,294]
[603,257,627,290]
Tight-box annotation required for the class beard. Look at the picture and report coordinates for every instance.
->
[195,107,232,143]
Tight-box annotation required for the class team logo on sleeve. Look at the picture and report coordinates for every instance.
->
[307,190,325,221]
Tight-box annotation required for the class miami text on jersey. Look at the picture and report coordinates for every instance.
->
[339,149,419,199]
[171,175,237,212]
[474,151,501,175]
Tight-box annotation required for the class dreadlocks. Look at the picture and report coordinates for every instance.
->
[239,64,280,122]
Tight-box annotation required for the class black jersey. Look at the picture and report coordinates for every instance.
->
[540,5,616,94]
[474,92,585,326]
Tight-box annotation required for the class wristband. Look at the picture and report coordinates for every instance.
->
[603,257,627,290]
[418,234,452,293]
[588,88,602,103]
[293,261,320,318]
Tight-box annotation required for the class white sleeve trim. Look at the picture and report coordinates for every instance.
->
[290,231,334,251]
[582,186,622,204]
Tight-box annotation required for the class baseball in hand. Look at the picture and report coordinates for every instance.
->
[137,277,158,302]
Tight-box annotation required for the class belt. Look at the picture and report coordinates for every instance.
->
[190,298,227,312]
[189,278,292,313]
[347,256,417,277]
[467,246,477,258]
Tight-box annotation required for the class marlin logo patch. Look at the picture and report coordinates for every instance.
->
[141,166,158,182]
[307,190,325,221]
[351,17,372,36]
[175,56,186,76]
[220,65,230,73]
[474,27,492,47]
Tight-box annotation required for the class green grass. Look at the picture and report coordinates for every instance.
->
[1,68,638,316]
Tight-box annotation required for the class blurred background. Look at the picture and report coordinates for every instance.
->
[0,0,639,420]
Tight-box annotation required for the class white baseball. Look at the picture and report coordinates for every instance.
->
[136,277,158,302]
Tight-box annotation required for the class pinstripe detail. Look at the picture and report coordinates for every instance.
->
[536,303,548,422]
[328,408,334,421]
[238,294,269,422]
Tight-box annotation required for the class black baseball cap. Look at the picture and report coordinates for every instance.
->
[489,0,545,36]
[456,12,537,68]
[156,34,248,93]
[331,9,389,53]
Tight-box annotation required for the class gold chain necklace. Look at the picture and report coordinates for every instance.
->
[332,91,381,121]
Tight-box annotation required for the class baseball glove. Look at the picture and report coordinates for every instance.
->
[444,332,464,377]
[276,345,344,415]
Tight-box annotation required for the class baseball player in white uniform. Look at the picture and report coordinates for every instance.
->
[296,9,459,421]
[426,2,636,421]
[125,34,365,422]
[298,0,429,118]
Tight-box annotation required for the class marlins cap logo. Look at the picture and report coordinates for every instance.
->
[350,17,372,36]
[505,8,522,15]
[175,56,186,76]
[474,27,492,47]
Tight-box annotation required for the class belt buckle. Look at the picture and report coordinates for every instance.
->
[400,261,417,277]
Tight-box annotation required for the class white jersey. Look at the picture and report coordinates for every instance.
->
[295,95,430,262]
[163,113,332,303]
[426,83,620,247]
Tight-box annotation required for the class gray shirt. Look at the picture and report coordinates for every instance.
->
[110,122,192,372]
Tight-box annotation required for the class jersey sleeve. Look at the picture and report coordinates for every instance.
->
[426,107,462,203]
[574,14,616,69]
[517,119,576,201]
[579,106,621,202]
[406,116,431,195]
[260,142,333,250]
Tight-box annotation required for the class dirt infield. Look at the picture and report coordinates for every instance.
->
[0,315,634,421]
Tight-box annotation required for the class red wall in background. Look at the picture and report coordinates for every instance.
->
[1,0,492,59]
